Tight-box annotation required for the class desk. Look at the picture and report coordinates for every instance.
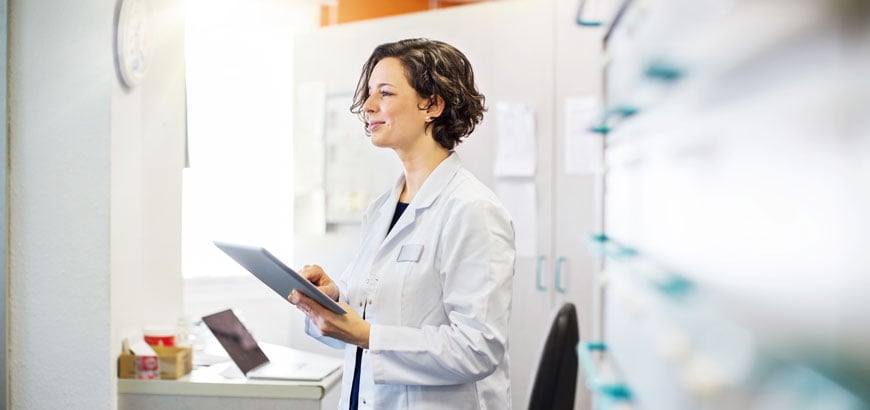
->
[118,362,342,410]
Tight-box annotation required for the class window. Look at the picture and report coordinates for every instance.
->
[182,0,318,278]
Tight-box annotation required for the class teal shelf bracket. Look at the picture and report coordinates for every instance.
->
[606,105,639,119]
[587,233,609,258]
[589,233,609,243]
[585,232,695,301]
[578,342,633,404]
[645,61,684,82]
[588,105,639,136]
[588,124,611,134]
[614,245,638,258]
[576,0,603,26]
[655,275,695,299]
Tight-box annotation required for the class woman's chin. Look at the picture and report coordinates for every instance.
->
[369,137,390,148]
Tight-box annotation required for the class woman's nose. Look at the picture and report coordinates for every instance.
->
[363,95,376,113]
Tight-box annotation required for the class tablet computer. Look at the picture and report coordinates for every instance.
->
[213,241,346,315]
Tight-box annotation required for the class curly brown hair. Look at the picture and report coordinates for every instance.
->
[350,38,486,150]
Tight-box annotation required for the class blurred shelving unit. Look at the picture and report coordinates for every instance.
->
[577,0,870,408]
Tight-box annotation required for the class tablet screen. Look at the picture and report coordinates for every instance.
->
[214,241,346,315]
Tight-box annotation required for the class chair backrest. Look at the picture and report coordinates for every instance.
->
[527,303,580,410]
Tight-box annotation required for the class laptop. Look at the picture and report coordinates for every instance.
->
[201,309,341,381]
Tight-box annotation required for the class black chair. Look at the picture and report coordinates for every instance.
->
[528,303,580,410]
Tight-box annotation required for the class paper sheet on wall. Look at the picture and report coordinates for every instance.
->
[493,102,536,177]
[564,96,603,175]
[495,180,537,257]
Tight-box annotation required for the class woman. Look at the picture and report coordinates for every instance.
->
[289,38,515,410]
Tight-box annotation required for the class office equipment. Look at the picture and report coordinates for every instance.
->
[202,309,340,381]
[213,241,346,315]
[528,303,580,410]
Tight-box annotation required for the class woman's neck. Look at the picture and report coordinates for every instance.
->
[397,145,450,203]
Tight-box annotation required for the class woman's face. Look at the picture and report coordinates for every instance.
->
[363,57,431,151]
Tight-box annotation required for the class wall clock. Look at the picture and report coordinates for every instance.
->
[116,0,148,88]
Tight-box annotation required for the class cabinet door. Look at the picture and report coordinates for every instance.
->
[490,9,558,408]
[506,2,605,408]
[552,0,606,341]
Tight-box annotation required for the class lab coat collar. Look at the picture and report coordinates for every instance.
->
[405,151,461,210]
[375,151,462,251]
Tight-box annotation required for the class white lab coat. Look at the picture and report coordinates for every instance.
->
[306,152,515,409]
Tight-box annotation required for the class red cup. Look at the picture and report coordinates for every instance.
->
[144,326,176,347]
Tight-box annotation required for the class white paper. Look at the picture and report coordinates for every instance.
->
[129,340,158,356]
[495,180,537,258]
[564,96,603,175]
[494,102,537,177]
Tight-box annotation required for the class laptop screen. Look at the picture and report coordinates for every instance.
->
[201,309,270,374]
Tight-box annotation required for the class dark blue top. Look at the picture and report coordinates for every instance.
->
[349,201,409,409]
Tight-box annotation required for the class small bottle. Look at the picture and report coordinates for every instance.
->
[176,316,192,347]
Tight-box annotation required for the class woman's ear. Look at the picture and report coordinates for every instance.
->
[426,95,446,119]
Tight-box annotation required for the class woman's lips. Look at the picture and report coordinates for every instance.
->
[367,121,384,132]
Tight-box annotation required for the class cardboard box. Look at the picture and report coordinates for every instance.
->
[118,345,193,380]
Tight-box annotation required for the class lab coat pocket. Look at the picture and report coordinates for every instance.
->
[397,244,423,262]
[397,244,444,327]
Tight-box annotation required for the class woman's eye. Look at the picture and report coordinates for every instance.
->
[381,91,393,97]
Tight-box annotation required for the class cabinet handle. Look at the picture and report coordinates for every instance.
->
[555,256,567,293]
[576,0,602,26]
[577,342,633,401]
[535,255,547,291]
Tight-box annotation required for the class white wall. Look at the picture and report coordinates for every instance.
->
[109,0,187,373]
[8,0,186,408]
[8,0,113,407]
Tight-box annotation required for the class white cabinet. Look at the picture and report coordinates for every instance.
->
[506,2,606,409]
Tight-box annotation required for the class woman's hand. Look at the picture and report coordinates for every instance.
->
[288,290,371,349]
[297,264,340,302]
